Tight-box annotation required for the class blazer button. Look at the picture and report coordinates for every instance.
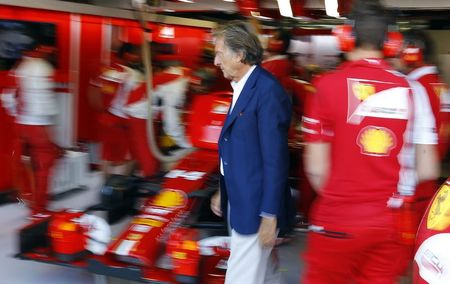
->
[224,138,228,142]
[224,161,228,166]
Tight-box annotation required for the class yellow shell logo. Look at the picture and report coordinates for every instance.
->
[152,189,186,208]
[427,184,450,231]
[127,233,143,241]
[304,84,316,93]
[433,84,448,98]
[132,218,163,227]
[101,84,116,95]
[358,127,395,156]
[440,123,450,140]
[352,82,375,101]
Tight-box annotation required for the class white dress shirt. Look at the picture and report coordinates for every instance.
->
[220,65,257,175]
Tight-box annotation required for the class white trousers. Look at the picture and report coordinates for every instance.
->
[225,229,284,284]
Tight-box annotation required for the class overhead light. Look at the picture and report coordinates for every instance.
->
[277,0,293,18]
[325,0,340,17]
[223,0,235,2]
[178,0,194,3]
[253,14,273,21]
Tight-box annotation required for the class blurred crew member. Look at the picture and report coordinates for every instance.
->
[261,29,293,92]
[301,1,439,282]
[1,44,60,214]
[152,60,192,149]
[394,30,450,222]
[190,43,219,95]
[123,76,160,177]
[396,30,449,160]
[210,21,291,284]
[89,44,138,177]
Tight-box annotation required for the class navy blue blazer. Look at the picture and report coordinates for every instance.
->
[218,65,292,235]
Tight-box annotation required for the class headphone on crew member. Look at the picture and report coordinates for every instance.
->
[266,29,291,54]
[399,30,432,67]
[332,23,404,58]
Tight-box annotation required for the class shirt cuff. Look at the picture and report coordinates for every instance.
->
[260,212,276,219]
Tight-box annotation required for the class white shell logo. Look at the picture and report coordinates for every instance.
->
[415,233,450,284]
[159,26,174,39]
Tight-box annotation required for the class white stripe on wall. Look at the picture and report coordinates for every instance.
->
[69,14,81,145]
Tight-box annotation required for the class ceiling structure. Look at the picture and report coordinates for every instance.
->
[83,0,450,11]
[65,0,450,29]
[3,0,449,29]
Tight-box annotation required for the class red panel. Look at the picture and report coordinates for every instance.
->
[0,101,15,190]
[291,0,306,17]
[153,25,209,69]
[236,0,259,16]
[77,15,104,141]
[292,28,332,36]
[338,0,353,16]
[187,92,231,150]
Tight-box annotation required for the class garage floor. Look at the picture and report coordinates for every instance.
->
[0,171,306,284]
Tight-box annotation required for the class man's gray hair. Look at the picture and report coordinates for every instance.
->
[213,21,263,65]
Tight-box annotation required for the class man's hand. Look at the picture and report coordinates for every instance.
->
[258,216,277,247]
[210,190,222,217]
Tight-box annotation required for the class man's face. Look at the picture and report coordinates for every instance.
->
[388,57,407,74]
[214,37,242,82]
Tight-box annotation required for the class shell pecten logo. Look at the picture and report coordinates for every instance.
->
[101,83,116,95]
[152,189,186,208]
[357,126,395,156]
[433,84,448,98]
[352,82,376,101]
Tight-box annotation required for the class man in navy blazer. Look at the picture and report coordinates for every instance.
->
[210,21,291,284]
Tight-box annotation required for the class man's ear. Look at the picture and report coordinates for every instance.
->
[236,50,245,64]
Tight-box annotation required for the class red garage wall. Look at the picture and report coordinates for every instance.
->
[77,15,103,141]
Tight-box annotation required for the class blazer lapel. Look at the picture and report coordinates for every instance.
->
[220,66,261,139]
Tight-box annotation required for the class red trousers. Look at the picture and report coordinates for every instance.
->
[98,112,130,162]
[302,223,413,284]
[128,118,159,177]
[14,124,59,213]
[414,180,439,218]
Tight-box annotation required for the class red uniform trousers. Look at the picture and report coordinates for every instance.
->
[414,180,439,219]
[14,124,59,213]
[98,112,130,163]
[127,117,159,177]
[302,223,412,284]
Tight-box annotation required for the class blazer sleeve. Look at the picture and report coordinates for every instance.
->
[257,80,292,216]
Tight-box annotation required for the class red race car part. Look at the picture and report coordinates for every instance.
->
[49,210,87,262]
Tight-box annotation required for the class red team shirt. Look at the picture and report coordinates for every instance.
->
[408,66,450,159]
[261,55,293,91]
[302,58,437,228]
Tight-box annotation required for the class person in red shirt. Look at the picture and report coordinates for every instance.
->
[261,29,293,92]
[151,59,192,150]
[391,30,450,217]
[89,43,139,177]
[301,1,440,283]
[1,43,60,214]
[122,73,160,178]
[394,30,449,160]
